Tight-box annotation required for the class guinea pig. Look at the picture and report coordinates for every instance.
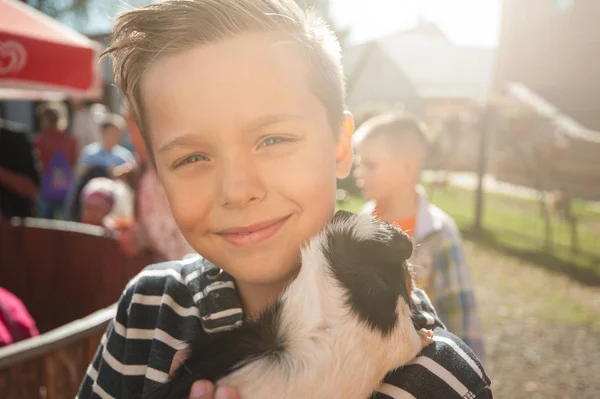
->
[149,210,433,399]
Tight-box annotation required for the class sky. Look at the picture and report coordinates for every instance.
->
[62,0,503,49]
[330,0,503,48]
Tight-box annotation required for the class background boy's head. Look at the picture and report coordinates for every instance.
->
[354,112,430,203]
[37,102,67,132]
[104,0,354,289]
[80,177,115,226]
[100,114,125,151]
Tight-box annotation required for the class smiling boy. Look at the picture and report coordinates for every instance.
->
[77,1,491,398]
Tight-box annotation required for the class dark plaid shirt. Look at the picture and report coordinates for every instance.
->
[77,255,492,399]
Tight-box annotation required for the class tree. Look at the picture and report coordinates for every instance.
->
[25,0,89,20]
[27,0,350,44]
[489,98,577,253]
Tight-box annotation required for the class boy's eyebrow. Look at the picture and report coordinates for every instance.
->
[245,113,304,132]
[157,114,304,154]
[157,132,203,154]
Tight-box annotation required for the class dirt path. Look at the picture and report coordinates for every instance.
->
[467,241,600,399]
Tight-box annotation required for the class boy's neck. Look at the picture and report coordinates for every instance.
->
[102,142,115,152]
[377,186,419,221]
[236,277,294,320]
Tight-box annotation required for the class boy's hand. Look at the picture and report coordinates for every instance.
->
[190,381,240,399]
[115,226,142,257]
[112,161,136,180]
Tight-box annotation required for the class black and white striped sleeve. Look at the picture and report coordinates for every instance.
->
[375,328,492,399]
[77,282,139,399]
[76,261,206,399]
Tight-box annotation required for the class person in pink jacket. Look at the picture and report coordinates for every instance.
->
[0,287,39,347]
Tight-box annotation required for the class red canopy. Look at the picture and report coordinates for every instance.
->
[0,0,104,100]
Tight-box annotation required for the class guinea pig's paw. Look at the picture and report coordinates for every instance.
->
[418,328,434,348]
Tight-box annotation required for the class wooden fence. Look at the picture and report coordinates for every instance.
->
[0,306,113,399]
[0,218,154,398]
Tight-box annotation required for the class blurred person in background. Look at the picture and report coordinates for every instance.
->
[64,165,113,222]
[70,100,103,152]
[0,118,41,219]
[79,177,117,227]
[0,286,39,348]
[77,175,135,232]
[354,112,485,361]
[77,113,135,172]
[34,102,78,219]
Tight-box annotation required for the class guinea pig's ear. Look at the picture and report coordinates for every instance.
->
[332,210,354,224]
[381,222,414,263]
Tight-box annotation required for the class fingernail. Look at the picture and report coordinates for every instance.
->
[190,381,211,398]
[215,387,235,399]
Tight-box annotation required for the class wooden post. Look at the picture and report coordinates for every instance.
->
[474,103,491,233]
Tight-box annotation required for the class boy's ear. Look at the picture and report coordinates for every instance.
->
[335,111,355,179]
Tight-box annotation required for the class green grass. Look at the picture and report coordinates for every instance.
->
[477,266,599,327]
[537,292,600,327]
[467,240,600,328]
[336,195,366,214]
[337,186,600,285]
[435,188,600,285]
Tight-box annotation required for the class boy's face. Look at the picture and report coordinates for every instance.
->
[141,32,353,286]
[355,135,417,202]
[40,115,53,132]
[102,125,122,149]
[81,201,111,227]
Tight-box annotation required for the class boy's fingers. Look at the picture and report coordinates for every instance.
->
[215,387,241,399]
[189,382,239,399]
[190,380,214,399]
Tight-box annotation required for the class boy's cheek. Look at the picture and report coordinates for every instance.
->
[158,175,212,233]
[170,195,212,235]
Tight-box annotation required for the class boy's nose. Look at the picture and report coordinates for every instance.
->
[218,157,266,208]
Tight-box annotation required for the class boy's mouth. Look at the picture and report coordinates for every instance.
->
[217,215,291,247]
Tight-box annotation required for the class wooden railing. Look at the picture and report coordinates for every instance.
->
[0,305,114,399]
[0,218,154,333]
[0,218,156,398]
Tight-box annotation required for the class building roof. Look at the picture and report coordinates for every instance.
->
[507,83,600,144]
[344,28,497,100]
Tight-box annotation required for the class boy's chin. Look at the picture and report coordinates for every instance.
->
[228,259,301,288]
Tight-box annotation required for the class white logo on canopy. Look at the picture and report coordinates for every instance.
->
[0,41,28,75]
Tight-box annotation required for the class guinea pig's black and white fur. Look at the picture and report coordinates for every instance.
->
[150,210,433,399]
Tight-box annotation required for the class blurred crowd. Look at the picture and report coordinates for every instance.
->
[1,100,196,347]
[0,100,193,264]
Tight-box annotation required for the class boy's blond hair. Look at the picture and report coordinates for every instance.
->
[354,112,431,163]
[102,0,346,154]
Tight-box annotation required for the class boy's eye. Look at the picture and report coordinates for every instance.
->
[174,153,208,168]
[258,136,292,148]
